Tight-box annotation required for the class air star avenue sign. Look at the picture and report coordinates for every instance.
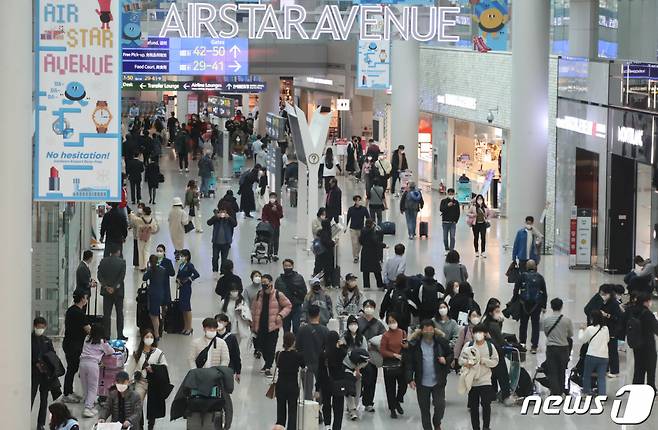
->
[160,3,461,42]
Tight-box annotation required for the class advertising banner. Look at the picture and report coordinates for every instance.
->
[35,0,122,201]
[357,39,391,90]
[471,0,509,52]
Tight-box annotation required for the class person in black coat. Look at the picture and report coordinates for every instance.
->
[325,178,342,223]
[142,255,171,339]
[346,140,357,174]
[314,220,337,288]
[238,166,260,217]
[359,219,386,289]
[126,155,145,204]
[155,244,175,304]
[584,284,624,376]
[390,145,409,194]
[215,259,244,301]
[626,292,658,389]
[75,250,95,296]
[446,282,480,323]
[62,291,91,403]
[317,331,349,430]
[32,317,58,430]
[511,260,547,352]
[218,190,240,217]
[100,203,128,257]
[144,156,161,205]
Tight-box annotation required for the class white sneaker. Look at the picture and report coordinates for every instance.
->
[350,411,358,420]
[476,252,480,258]
[82,408,97,418]
[179,169,183,174]
[185,168,189,173]
[481,252,487,258]
[196,229,204,233]
[606,372,619,379]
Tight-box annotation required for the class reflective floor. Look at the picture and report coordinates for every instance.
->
[39,148,657,429]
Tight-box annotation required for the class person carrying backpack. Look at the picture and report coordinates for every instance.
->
[379,274,417,332]
[400,181,424,240]
[625,292,658,389]
[512,260,547,354]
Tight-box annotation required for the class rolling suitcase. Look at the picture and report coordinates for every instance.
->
[419,221,429,238]
[164,287,184,334]
[98,340,128,399]
[86,282,104,327]
[380,221,396,235]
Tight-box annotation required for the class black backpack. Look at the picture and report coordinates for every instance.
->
[519,272,543,303]
[626,309,646,349]
[389,289,411,325]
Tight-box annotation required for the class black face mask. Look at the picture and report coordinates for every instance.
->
[312,285,322,291]
[283,268,293,274]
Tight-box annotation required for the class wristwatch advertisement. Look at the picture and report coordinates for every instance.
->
[92,101,113,133]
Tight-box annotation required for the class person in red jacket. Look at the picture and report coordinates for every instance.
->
[380,312,408,418]
[261,192,284,260]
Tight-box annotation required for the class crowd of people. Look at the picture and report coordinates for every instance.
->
[30,113,658,430]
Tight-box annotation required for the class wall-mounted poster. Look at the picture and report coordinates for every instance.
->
[357,39,391,90]
[471,0,509,52]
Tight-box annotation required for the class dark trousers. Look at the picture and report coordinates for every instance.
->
[102,293,124,339]
[369,206,383,225]
[361,363,378,407]
[212,243,231,272]
[272,227,280,255]
[416,383,446,430]
[283,304,302,334]
[468,385,492,430]
[322,390,345,430]
[608,338,619,374]
[545,345,570,395]
[633,346,657,389]
[31,374,49,427]
[383,368,407,411]
[148,186,157,204]
[257,329,279,369]
[103,241,123,258]
[472,223,487,253]
[362,271,383,289]
[391,170,400,193]
[129,179,141,203]
[276,385,299,430]
[63,347,81,396]
[178,152,189,169]
[491,349,511,398]
[519,305,542,348]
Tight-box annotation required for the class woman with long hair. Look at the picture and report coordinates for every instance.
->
[322,147,342,192]
[274,332,305,430]
[78,324,114,418]
[48,403,78,430]
[467,194,490,258]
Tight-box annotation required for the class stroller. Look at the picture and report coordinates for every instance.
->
[251,221,274,263]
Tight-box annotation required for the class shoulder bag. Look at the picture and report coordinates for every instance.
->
[195,337,217,369]
[265,352,280,399]
[579,326,603,358]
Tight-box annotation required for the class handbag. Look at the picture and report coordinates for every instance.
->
[506,261,520,284]
[184,220,195,234]
[194,337,216,368]
[158,174,165,183]
[265,352,280,399]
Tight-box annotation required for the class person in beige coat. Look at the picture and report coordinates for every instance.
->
[129,206,159,270]
[188,318,230,369]
[167,197,189,257]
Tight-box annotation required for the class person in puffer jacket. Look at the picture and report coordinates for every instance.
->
[97,371,143,430]
[301,279,334,326]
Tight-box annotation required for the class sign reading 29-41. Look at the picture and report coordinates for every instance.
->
[35,0,122,201]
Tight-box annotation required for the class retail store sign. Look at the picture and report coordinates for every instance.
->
[436,94,477,110]
[35,0,122,201]
[617,126,644,147]
[556,115,606,139]
[336,99,351,111]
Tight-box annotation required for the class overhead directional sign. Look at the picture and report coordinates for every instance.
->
[122,80,266,93]
[122,37,249,76]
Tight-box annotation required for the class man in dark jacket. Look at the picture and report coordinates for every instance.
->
[100,202,128,257]
[32,317,57,430]
[174,126,190,172]
[62,291,91,403]
[275,259,307,334]
[98,371,143,429]
[512,260,547,353]
[626,292,658,389]
[75,249,95,295]
[126,155,145,204]
[98,244,127,340]
[413,266,446,322]
[296,304,329,399]
[391,145,408,195]
[325,178,342,223]
[406,320,453,430]
[207,208,238,273]
[439,188,460,253]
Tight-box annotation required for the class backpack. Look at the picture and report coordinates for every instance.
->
[311,238,327,256]
[419,282,441,313]
[405,190,422,212]
[519,272,542,303]
[389,289,410,324]
[239,170,251,187]
[626,309,646,349]
[138,219,153,242]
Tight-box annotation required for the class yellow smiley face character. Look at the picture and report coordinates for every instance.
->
[475,2,509,36]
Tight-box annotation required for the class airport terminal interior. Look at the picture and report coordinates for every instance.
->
[3,0,658,429]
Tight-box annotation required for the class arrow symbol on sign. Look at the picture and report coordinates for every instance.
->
[139,83,146,90]
[183,83,191,90]
[229,61,241,73]
[229,45,241,58]
[226,83,233,90]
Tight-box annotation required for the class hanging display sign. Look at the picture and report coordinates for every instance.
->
[569,206,578,267]
[35,0,122,201]
[576,208,592,267]
[471,0,509,52]
[357,39,391,90]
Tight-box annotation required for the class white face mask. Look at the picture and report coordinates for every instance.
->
[525,224,533,230]
[217,322,226,332]
[470,317,481,325]
[363,307,375,317]
[205,330,217,339]
[252,276,261,284]
[438,307,449,317]
[269,198,276,204]
[388,322,398,331]
[115,384,128,393]
[494,312,504,321]
[230,291,239,299]
[348,324,358,333]
[156,251,164,259]
[474,333,485,342]
[34,328,45,336]
[143,337,154,346]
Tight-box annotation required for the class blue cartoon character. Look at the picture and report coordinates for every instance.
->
[63,81,89,107]
[364,42,378,65]
[473,1,509,50]
[96,0,113,30]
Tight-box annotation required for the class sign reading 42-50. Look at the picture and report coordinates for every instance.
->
[35,0,122,201]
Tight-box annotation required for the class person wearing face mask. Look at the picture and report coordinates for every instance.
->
[275,259,308,334]
[214,259,244,302]
[336,274,364,318]
[167,197,189,258]
[126,330,169,430]
[458,325,499,430]
[481,300,514,406]
[446,282,480,323]
[346,195,370,263]
[154,244,175,305]
[406,320,453,430]
[325,178,342,224]
[584,284,623,377]
[244,270,263,308]
[176,249,200,336]
[512,215,544,271]
[296,304,330,400]
[207,208,238,274]
[400,181,425,240]
[75,250,96,297]
[79,324,115,418]
[97,371,143,429]
[439,188,460,253]
[391,145,408,197]
[141,255,169,339]
[316,331,349,430]
[341,315,367,420]
[98,244,127,340]
[625,292,658,390]
[453,310,483,365]
[238,164,261,218]
[314,220,338,288]
[189,318,230,369]
[129,205,158,271]
[250,275,292,376]
[321,147,342,192]
[274,332,306,430]
[62,291,91,404]
[359,219,386,289]
[218,287,252,345]
[215,313,243,384]
[433,302,460,349]
[100,201,129,257]
[362,155,374,197]
[302,279,334,326]
[467,194,490,258]
[542,298,574,396]
[126,153,145,205]
[261,192,284,259]
[512,259,547,354]
[31,317,59,430]
[357,300,386,412]
[311,207,327,239]
[380,313,408,419]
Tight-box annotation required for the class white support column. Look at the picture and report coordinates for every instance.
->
[258,76,281,136]
[0,0,32,426]
[568,0,599,59]
[391,40,419,176]
[342,64,354,138]
[508,0,551,243]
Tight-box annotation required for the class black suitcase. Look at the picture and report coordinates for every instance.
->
[419,221,429,238]
[86,282,104,327]
[163,288,184,334]
[380,221,396,235]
